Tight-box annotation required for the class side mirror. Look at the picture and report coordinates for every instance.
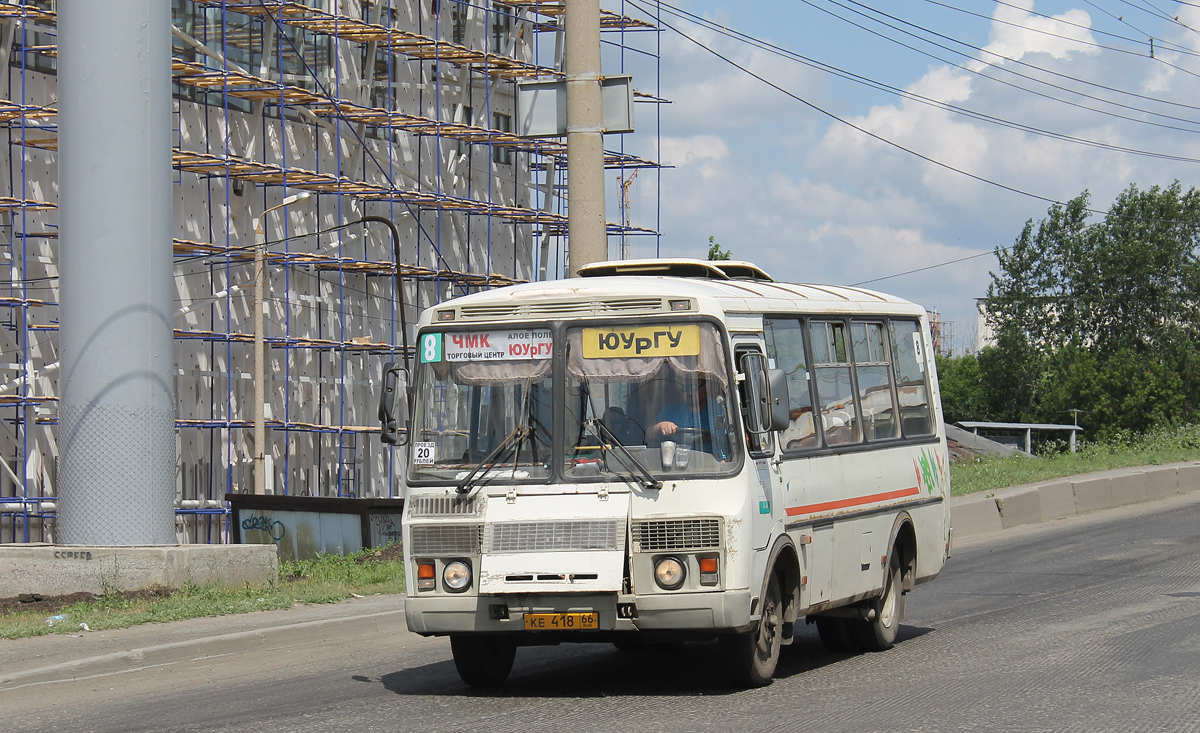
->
[740,352,772,437]
[767,368,790,432]
[378,361,410,446]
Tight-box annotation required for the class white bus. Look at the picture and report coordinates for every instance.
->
[379,259,952,688]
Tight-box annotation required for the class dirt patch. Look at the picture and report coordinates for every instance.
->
[355,544,404,564]
[0,586,173,617]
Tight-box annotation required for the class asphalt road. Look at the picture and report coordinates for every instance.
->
[4,492,1199,733]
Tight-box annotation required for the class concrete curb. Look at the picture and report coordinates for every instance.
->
[950,461,1200,540]
[0,606,407,690]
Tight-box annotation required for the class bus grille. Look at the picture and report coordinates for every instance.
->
[633,519,721,552]
[488,520,623,552]
[409,524,482,555]
[408,495,479,516]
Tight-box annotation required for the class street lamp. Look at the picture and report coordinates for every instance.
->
[318,216,412,454]
[251,191,311,495]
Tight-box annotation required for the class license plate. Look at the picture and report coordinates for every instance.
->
[523,612,599,630]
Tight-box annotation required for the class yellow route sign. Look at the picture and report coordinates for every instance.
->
[583,324,700,358]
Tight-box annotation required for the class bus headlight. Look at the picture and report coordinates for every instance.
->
[443,560,472,592]
[654,556,686,590]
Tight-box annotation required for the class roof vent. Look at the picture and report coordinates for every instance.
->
[577,258,726,280]
[711,261,774,281]
[577,258,774,282]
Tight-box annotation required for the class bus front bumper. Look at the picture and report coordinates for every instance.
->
[406,589,754,636]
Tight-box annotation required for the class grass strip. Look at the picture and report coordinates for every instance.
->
[951,424,1200,495]
[0,545,405,640]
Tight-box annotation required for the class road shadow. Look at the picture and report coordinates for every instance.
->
[373,623,935,698]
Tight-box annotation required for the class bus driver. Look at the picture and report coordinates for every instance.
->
[648,375,731,461]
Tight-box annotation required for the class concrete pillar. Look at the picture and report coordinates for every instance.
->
[57,1,177,545]
[565,0,607,276]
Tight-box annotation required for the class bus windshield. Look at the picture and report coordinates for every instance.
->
[565,321,739,479]
[407,321,738,485]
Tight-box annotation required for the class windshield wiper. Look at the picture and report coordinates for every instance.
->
[585,418,662,491]
[456,424,531,495]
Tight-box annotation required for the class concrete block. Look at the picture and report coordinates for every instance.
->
[1109,473,1149,507]
[996,487,1043,529]
[1140,467,1179,501]
[1072,476,1113,514]
[950,494,1003,538]
[0,544,279,599]
[1038,481,1078,520]
[1177,464,1200,494]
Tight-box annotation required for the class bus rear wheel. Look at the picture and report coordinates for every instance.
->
[852,557,904,652]
[450,634,517,688]
[721,571,782,688]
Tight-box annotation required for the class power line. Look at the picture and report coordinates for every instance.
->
[850,249,999,286]
[976,0,1200,61]
[826,0,1200,124]
[632,1,1200,286]
[651,1,1200,162]
[635,0,1089,209]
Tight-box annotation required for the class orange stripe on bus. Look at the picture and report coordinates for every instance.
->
[785,486,921,517]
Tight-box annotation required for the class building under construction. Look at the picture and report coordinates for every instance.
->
[0,0,662,543]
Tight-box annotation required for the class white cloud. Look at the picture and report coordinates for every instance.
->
[984,1,1098,63]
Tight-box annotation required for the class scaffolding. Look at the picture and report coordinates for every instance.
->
[0,0,663,543]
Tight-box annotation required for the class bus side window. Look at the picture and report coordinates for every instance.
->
[764,317,817,451]
[810,320,861,446]
[889,319,933,436]
[851,321,898,441]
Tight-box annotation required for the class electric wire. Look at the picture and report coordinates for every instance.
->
[635,0,1200,284]
[973,0,1200,61]
[634,0,1076,209]
[652,1,1200,163]
[1105,0,1200,39]
[653,0,1200,162]
[823,0,1200,123]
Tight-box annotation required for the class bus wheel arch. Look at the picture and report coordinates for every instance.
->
[722,535,798,688]
[769,538,803,639]
[852,513,918,653]
[888,512,918,594]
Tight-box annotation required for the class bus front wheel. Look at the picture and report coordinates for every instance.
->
[721,571,782,688]
[449,634,516,688]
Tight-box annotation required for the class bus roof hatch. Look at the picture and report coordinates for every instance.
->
[577,258,774,282]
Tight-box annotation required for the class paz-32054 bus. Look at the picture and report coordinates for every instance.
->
[379,258,951,688]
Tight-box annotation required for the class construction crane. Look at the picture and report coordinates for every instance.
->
[618,169,639,260]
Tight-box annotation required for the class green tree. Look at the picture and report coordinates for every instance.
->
[983,182,1200,435]
[707,236,732,261]
[935,353,990,424]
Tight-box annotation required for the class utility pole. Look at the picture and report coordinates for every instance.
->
[252,192,310,495]
[565,0,607,276]
[58,1,176,544]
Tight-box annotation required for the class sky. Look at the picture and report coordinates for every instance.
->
[596,0,1200,352]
